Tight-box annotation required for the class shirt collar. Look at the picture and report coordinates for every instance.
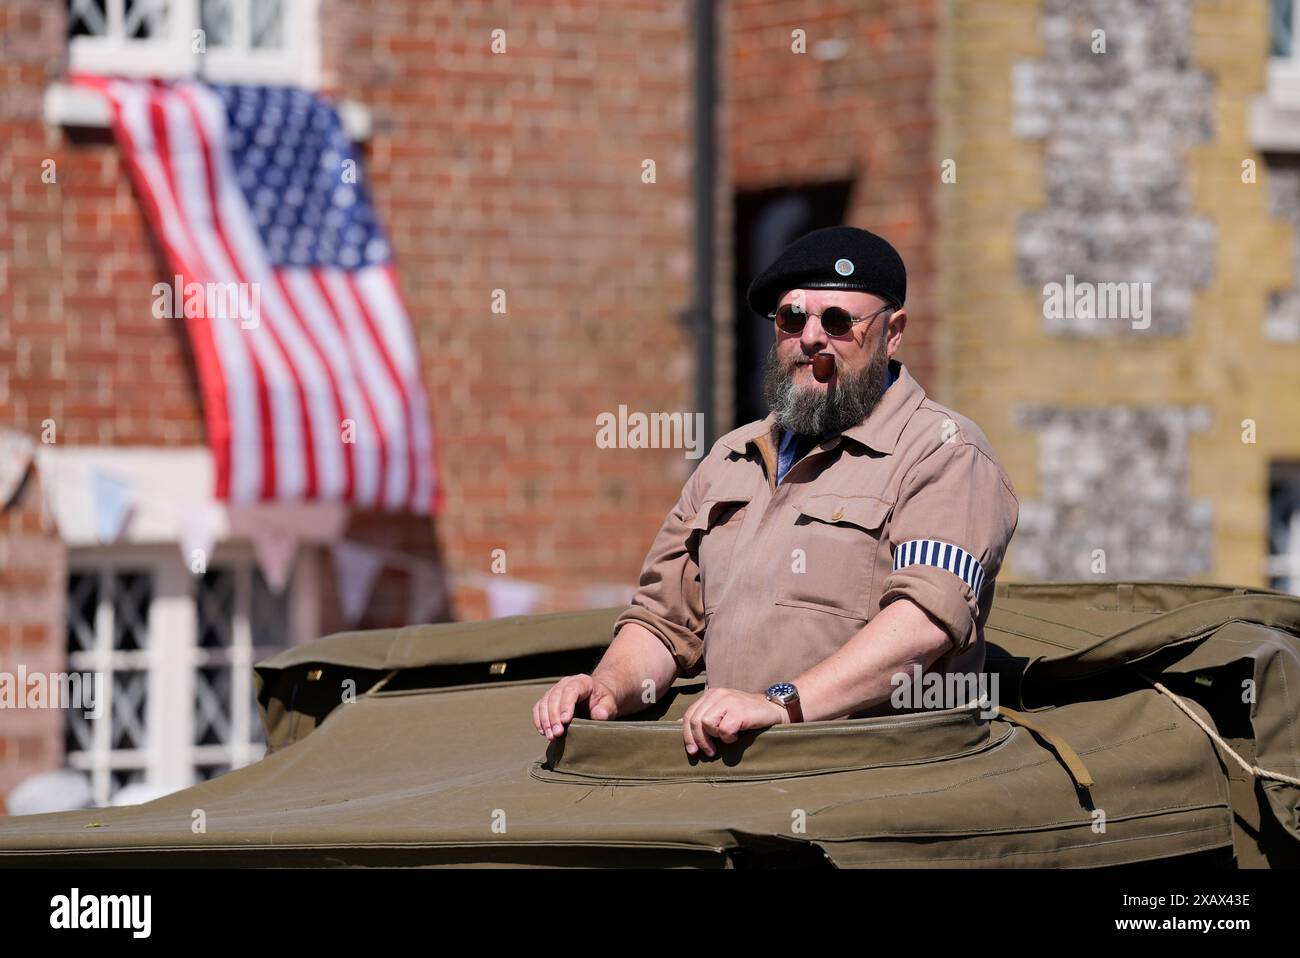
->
[720,359,925,457]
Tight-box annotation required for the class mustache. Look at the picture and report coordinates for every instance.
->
[763,340,890,437]
[786,352,836,370]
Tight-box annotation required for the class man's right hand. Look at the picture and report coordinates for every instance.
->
[532,674,620,740]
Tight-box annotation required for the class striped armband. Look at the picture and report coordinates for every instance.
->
[892,539,986,596]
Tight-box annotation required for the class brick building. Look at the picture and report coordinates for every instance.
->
[3,0,1300,811]
[939,0,1300,589]
[0,0,707,808]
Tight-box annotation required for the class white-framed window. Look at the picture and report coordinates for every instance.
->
[67,0,321,87]
[64,543,319,806]
[1268,462,1300,594]
[1270,0,1300,108]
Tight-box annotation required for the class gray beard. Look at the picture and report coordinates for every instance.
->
[762,337,892,437]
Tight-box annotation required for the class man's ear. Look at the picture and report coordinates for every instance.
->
[886,308,907,355]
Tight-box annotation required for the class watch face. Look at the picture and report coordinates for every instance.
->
[767,682,796,701]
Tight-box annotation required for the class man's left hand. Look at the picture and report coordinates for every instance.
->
[681,687,789,757]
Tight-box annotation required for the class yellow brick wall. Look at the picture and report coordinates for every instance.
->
[938,0,1300,586]
[1188,0,1295,586]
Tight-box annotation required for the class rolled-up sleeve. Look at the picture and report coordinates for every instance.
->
[879,440,1019,653]
[612,468,708,677]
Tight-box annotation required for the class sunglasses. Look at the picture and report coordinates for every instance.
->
[770,302,894,337]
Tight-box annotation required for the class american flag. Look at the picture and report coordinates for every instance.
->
[77,77,441,514]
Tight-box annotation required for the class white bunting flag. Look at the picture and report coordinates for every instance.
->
[485,577,543,619]
[90,470,134,544]
[252,527,299,594]
[178,502,221,576]
[332,543,384,626]
[582,583,635,609]
[408,561,450,623]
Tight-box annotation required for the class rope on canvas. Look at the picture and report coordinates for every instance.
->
[1148,678,1300,787]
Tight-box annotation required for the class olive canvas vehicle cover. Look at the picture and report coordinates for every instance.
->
[0,580,1298,868]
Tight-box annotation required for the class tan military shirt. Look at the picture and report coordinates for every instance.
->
[614,359,1019,717]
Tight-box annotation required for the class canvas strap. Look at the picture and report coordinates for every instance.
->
[995,705,1095,790]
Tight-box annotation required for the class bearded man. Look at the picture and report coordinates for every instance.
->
[533,226,1019,757]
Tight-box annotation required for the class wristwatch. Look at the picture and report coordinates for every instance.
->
[765,682,804,723]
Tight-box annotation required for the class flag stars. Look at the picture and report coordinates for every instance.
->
[215,83,391,269]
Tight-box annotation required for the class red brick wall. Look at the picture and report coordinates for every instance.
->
[1,3,209,446]
[0,0,940,806]
[319,0,700,618]
[0,0,704,807]
[724,0,941,390]
[0,469,67,807]
[1,0,701,634]
[0,0,88,810]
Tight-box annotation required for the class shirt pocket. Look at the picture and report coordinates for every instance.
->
[779,493,893,619]
[688,494,752,614]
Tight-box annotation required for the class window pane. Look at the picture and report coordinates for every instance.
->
[64,566,100,750]
[249,692,266,745]
[1268,462,1300,592]
[110,767,146,798]
[67,0,109,37]
[250,0,285,49]
[123,0,169,40]
[66,571,99,653]
[196,764,232,781]
[200,0,234,47]
[197,567,235,648]
[251,563,291,651]
[250,563,291,744]
[112,571,152,651]
[66,704,94,755]
[111,670,149,750]
[1274,0,1294,58]
[194,666,233,746]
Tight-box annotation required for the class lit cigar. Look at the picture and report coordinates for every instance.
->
[812,353,835,383]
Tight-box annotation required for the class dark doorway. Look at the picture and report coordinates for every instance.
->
[732,182,854,429]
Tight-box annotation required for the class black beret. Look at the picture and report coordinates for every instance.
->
[746,225,906,318]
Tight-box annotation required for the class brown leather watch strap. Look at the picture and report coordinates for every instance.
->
[783,695,804,723]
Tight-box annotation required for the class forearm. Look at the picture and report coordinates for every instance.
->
[792,598,952,722]
[591,621,681,716]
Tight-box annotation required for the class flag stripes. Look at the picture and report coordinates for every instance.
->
[78,76,439,513]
